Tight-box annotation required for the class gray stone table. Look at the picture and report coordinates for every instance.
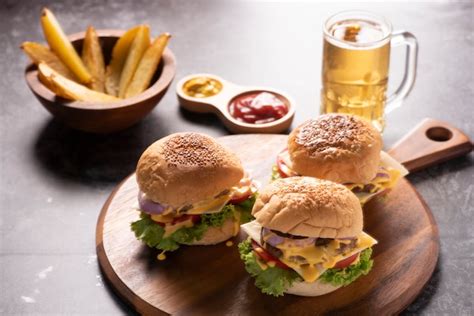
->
[1,0,472,314]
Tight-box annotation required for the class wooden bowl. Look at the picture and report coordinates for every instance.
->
[176,74,295,134]
[25,30,176,134]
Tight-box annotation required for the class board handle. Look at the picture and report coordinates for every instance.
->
[388,118,473,173]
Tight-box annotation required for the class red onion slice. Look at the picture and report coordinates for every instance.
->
[266,234,285,246]
[262,227,285,246]
[262,227,316,247]
[289,237,317,247]
[375,172,390,179]
[138,191,167,215]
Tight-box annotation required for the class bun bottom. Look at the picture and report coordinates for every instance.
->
[285,280,341,297]
[184,217,235,246]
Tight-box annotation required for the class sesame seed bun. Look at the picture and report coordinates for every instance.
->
[252,177,363,238]
[288,114,382,184]
[285,280,341,296]
[136,132,244,207]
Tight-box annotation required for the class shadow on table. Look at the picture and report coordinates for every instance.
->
[178,106,227,132]
[401,254,442,315]
[32,114,172,185]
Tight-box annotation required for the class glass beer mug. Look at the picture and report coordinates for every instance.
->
[321,11,418,131]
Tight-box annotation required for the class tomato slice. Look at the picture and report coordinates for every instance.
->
[276,149,297,178]
[172,214,201,225]
[333,253,359,269]
[251,240,290,270]
[276,155,290,178]
[153,221,166,227]
[230,193,251,205]
[229,186,252,204]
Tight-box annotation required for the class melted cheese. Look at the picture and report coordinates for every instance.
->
[161,207,175,215]
[256,257,269,270]
[345,151,407,204]
[144,175,255,220]
[163,219,194,237]
[157,252,166,261]
[184,194,231,215]
[380,151,409,177]
[151,213,175,223]
[346,167,402,204]
[176,177,253,215]
[279,233,376,282]
[241,221,377,283]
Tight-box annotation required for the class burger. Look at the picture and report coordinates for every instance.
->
[273,114,408,204]
[239,177,377,297]
[131,132,256,258]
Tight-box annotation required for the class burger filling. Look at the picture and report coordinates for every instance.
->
[131,176,257,254]
[273,149,408,204]
[239,220,377,296]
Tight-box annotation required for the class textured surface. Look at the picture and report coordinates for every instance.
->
[0,0,472,315]
[97,135,438,315]
[288,114,383,183]
[136,132,243,205]
[252,176,363,238]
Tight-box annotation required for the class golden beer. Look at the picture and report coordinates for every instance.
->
[321,14,392,131]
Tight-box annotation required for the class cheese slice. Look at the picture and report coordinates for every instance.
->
[380,151,409,177]
[146,178,254,232]
[346,151,409,204]
[177,177,253,215]
[163,218,194,237]
[241,221,377,283]
[184,193,231,215]
[151,213,175,223]
[241,220,264,243]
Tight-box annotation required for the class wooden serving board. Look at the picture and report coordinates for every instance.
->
[96,122,471,315]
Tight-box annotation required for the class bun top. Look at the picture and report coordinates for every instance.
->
[136,132,244,206]
[252,177,363,238]
[288,114,382,183]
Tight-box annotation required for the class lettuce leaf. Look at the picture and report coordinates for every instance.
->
[201,204,235,227]
[238,239,374,295]
[131,213,207,252]
[131,194,257,252]
[319,248,374,286]
[130,213,165,247]
[234,193,257,224]
[238,239,301,297]
[271,165,281,181]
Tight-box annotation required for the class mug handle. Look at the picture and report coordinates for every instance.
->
[386,31,418,113]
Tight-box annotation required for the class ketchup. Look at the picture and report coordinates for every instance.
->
[228,92,288,124]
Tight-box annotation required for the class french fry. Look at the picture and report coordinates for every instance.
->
[118,25,150,98]
[37,62,59,94]
[21,41,78,81]
[40,7,92,83]
[125,33,171,98]
[105,25,141,96]
[38,62,119,102]
[82,26,105,92]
